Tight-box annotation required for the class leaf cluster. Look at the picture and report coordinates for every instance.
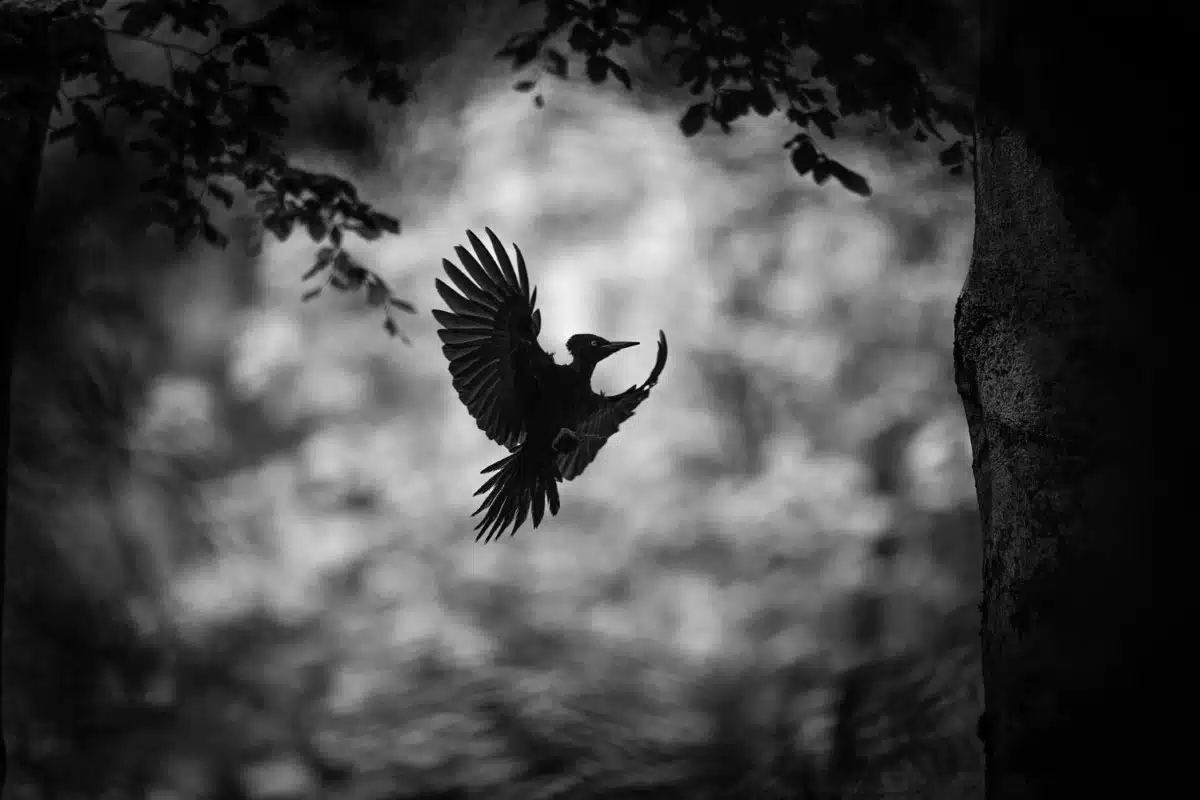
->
[44,0,414,335]
[498,0,975,195]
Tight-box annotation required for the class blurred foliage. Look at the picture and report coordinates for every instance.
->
[5,1,981,799]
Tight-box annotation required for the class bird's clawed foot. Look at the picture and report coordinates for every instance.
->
[553,428,580,454]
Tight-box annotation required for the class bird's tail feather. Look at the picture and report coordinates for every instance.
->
[471,445,561,542]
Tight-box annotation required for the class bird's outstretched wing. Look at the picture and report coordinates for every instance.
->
[433,229,551,450]
[557,330,668,481]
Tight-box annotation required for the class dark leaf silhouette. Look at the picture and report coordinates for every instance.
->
[790,138,818,175]
[569,23,598,52]
[830,162,872,197]
[940,142,966,167]
[680,103,709,137]
[544,47,568,78]
[306,217,328,242]
[609,61,632,90]
[202,222,229,248]
[388,296,417,314]
[749,82,776,116]
[207,183,235,208]
[586,55,609,84]
[812,108,838,139]
[813,158,832,185]
[119,1,165,36]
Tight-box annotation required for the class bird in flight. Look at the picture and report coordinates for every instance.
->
[433,229,668,542]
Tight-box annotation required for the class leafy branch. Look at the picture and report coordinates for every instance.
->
[498,0,976,196]
[45,0,416,338]
[299,239,416,342]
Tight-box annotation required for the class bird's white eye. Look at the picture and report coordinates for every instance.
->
[592,338,601,346]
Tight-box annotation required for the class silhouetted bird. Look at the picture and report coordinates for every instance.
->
[434,229,668,542]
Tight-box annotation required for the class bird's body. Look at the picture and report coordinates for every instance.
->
[433,229,668,542]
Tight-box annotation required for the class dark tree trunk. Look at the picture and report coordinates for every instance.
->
[2,1,70,603]
[958,3,1167,798]
[1,1,66,267]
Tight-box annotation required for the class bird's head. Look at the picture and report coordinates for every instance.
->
[566,333,638,365]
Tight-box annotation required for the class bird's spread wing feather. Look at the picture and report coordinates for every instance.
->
[557,330,669,481]
[434,229,551,449]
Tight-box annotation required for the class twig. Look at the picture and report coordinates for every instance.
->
[103,27,216,60]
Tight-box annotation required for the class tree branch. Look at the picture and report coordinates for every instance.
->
[102,27,215,60]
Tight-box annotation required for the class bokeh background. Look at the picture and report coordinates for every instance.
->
[4,3,981,798]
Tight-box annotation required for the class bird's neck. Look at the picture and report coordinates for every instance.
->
[567,358,597,384]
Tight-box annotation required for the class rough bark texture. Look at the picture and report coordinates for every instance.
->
[958,3,1166,798]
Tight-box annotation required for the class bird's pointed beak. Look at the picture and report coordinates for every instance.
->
[598,340,638,360]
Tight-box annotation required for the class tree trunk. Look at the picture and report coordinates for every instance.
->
[3,1,82,791]
[2,1,69,592]
[959,3,1166,798]
[1,1,67,266]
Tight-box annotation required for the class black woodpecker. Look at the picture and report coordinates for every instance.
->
[433,229,668,542]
